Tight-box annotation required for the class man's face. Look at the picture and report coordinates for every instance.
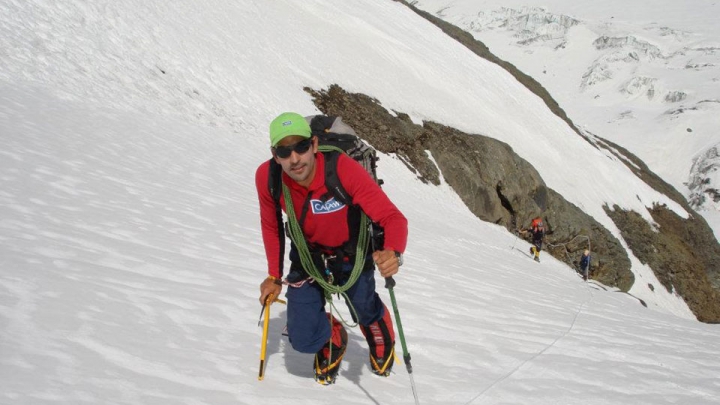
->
[273,135,318,187]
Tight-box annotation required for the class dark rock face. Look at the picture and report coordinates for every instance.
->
[598,138,720,305]
[306,85,633,292]
[606,205,720,323]
[543,193,634,291]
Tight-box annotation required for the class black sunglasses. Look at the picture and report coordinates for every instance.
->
[273,138,313,159]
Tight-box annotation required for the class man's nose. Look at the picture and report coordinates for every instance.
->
[288,150,302,162]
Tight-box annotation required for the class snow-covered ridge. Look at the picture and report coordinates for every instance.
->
[462,9,694,102]
[688,144,720,210]
[592,35,665,58]
[462,7,578,46]
[419,2,720,217]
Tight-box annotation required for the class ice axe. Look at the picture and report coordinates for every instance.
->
[257,295,285,381]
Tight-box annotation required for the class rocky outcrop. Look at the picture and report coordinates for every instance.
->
[306,85,633,292]
[606,204,720,323]
[597,138,720,321]
[308,84,720,321]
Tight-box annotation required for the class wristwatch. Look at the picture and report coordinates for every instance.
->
[394,251,404,267]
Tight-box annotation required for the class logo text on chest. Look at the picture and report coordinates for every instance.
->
[311,197,345,214]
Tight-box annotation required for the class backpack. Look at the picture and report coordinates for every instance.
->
[531,217,544,231]
[308,115,383,199]
[267,115,384,274]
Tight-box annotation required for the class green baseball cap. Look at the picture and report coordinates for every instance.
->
[269,112,311,147]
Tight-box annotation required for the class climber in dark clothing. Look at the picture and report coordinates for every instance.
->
[579,249,591,281]
[520,217,545,262]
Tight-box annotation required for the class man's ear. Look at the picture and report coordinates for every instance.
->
[311,136,319,153]
[271,147,280,163]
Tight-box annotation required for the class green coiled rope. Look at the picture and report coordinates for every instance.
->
[281,177,370,325]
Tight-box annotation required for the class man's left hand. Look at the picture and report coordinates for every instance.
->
[372,249,401,278]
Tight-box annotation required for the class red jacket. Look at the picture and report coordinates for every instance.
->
[255,152,408,278]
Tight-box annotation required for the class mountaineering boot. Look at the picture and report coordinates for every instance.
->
[360,304,396,377]
[531,245,540,262]
[314,315,348,385]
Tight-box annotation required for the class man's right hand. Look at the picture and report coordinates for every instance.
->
[259,276,282,306]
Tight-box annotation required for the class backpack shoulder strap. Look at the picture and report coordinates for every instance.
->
[322,150,364,257]
[323,151,352,206]
[268,158,282,204]
[266,158,286,276]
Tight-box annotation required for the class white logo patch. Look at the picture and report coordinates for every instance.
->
[311,197,345,214]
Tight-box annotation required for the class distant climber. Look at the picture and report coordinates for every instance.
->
[579,249,591,281]
[520,217,545,262]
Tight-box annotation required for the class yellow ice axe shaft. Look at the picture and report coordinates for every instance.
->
[258,294,273,381]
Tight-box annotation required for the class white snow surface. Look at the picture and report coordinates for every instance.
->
[1,1,719,404]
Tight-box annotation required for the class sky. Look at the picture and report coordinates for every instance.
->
[1,1,719,404]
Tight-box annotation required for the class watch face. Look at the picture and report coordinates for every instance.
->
[394,251,403,266]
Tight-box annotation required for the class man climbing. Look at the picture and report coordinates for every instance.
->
[255,112,408,385]
[520,216,545,262]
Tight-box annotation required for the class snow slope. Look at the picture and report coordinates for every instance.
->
[2,1,719,404]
